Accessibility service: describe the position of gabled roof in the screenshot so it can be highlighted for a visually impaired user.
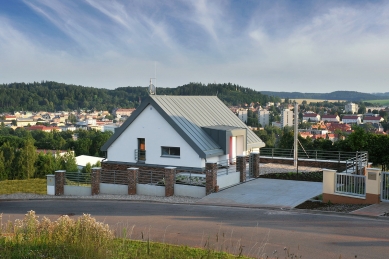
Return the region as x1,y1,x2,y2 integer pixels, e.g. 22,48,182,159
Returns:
101,95,265,158
322,115,338,118
342,115,359,119
303,113,318,117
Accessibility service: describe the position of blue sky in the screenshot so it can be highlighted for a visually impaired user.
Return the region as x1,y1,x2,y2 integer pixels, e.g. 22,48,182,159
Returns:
1,0,388,93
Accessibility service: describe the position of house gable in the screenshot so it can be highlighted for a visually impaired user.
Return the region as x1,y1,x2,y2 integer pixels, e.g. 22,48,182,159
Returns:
106,103,205,167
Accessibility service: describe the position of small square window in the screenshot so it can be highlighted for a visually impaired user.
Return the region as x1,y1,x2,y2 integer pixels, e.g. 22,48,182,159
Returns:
161,146,180,157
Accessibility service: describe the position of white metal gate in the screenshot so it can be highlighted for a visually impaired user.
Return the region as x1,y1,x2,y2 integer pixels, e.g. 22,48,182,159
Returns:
381,172,389,202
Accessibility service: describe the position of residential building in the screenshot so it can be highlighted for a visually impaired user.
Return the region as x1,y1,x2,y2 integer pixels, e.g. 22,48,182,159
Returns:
303,112,320,122
342,115,362,124
112,108,136,117
101,95,265,169
321,114,340,122
363,116,384,124
237,108,248,123
345,102,359,114
281,109,294,128
258,109,270,127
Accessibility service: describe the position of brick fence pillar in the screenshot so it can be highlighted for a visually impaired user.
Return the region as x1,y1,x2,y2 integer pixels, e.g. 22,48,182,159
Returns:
250,152,260,178
127,168,138,195
164,167,176,197
91,167,101,196
55,170,65,196
206,163,218,195
237,156,246,183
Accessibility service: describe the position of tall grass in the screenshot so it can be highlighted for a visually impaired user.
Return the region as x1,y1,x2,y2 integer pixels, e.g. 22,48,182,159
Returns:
0,211,257,259
0,178,46,195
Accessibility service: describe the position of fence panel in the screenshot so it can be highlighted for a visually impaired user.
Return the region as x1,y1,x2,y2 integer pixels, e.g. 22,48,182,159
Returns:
65,171,91,186
382,172,389,202
335,173,365,197
138,170,165,185
217,158,237,176
100,170,128,185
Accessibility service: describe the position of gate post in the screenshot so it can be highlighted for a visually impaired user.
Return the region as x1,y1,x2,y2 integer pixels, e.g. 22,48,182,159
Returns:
127,167,138,195
206,163,217,195
237,156,246,183
164,167,176,197
250,152,260,178
366,168,381,204
55,170,65,196
91,167,101,196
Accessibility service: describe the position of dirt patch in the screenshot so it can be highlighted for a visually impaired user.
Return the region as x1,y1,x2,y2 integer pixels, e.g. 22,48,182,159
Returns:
296,201,370,213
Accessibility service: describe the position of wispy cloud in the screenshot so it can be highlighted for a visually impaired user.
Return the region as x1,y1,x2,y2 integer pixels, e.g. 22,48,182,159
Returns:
1,0,389,92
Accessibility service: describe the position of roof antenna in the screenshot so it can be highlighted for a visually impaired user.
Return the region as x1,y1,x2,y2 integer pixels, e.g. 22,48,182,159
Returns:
149,78,156,95
149,62,157,95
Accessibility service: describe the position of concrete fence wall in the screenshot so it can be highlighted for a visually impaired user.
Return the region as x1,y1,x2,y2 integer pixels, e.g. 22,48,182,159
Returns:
322,168,381,204
217,171,240,190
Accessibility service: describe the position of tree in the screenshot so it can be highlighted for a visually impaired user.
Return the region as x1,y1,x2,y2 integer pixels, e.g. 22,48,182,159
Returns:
346,127,368,151
61,151,78,172
19,136,37,179
35,152,55,178
0,151,6,180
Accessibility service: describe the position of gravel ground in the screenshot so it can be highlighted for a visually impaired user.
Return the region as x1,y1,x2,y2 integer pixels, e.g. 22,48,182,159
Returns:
0,193,200,204
259,163,321,174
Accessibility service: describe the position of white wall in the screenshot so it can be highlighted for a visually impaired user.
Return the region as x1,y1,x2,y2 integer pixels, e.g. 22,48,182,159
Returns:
64,186,91,196
217,171,240,190
174,184,206,198
100,183,128,195
137,184,165,196
236,135,244,156
107,104,202,167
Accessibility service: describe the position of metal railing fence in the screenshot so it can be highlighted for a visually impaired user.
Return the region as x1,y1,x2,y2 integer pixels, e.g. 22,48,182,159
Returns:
382,172,389,202
100,170,128,185
65,171,91,186
137,169,165,185
260,148,367,162
344,152,369,174
335,173,366,197
217,157,237,176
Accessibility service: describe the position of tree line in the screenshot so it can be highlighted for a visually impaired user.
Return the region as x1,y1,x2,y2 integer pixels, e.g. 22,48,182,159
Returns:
0,81,281,112
0,126,112,180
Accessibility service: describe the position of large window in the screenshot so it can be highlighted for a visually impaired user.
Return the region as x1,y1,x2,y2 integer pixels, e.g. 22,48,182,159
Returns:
161,146,180,157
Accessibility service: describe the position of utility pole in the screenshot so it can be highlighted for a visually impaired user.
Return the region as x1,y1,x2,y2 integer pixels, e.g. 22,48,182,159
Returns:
294,102,298,168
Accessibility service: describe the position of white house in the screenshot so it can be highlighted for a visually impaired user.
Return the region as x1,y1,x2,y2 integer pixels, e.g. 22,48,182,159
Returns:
321,114,340,122
237,108,248,123
342,115,362,124
303,112,320,122
101,96,265,169
345,102,359,114
363,116,384,124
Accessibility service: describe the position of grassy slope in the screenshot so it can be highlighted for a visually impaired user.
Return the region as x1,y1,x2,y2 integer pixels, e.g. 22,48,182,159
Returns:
0,178,46,195
364,99,389,106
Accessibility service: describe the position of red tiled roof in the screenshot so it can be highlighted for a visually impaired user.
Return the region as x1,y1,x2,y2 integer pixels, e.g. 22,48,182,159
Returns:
322,115,338,118
342,116,360,120
303,113,318,117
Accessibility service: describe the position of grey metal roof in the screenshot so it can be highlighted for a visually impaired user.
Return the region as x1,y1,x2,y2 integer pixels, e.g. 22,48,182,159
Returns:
101,95,265,158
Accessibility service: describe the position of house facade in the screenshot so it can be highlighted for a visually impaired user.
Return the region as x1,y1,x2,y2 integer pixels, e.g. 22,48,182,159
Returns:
342,115,361,124
303,112,320,122
101,96,265,169
321,114,340,122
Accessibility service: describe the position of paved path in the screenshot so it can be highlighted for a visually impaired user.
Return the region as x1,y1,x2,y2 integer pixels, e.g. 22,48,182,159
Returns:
198,178,322,208
351,202,389,216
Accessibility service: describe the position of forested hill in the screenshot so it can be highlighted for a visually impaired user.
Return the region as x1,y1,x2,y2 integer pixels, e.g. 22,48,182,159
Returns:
261,91,384,101
0,81,280,112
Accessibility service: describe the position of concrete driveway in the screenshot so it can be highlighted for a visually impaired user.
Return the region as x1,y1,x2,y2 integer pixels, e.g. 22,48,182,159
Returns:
197,178,322,208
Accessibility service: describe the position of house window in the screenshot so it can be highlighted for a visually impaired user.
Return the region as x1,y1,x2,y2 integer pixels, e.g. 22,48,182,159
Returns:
161,146,180,157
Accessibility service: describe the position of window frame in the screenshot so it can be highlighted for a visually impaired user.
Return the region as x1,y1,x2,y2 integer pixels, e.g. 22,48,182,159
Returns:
161,146,181,158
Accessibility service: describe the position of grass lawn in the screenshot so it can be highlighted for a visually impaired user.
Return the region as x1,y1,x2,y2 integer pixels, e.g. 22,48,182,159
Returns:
0,178,46,195
364,99,389,106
